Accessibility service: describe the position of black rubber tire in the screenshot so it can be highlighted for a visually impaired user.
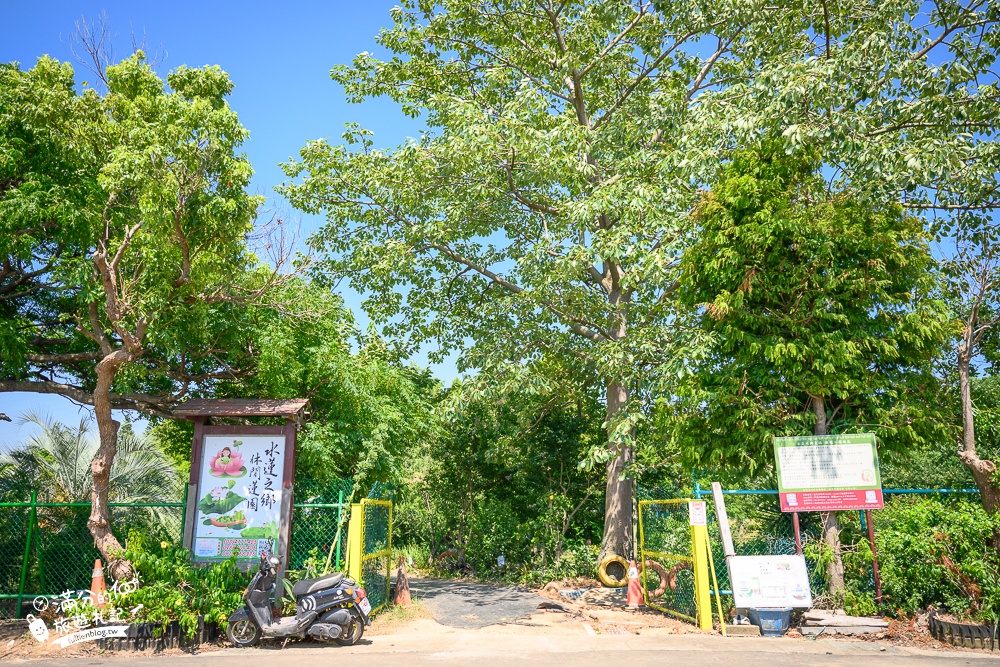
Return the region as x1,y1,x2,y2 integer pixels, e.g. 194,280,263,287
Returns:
333,615,364,646
226,610,262,647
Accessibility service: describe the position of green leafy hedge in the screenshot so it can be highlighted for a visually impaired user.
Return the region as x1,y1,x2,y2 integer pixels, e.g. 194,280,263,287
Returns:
112,539,249,638
876,497,1000,620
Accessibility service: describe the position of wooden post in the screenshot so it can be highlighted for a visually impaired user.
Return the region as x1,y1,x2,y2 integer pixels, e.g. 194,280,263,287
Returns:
792,511,803,556
275,418,298,604
710,483,735,558
865,509,883,604
182,416,206,551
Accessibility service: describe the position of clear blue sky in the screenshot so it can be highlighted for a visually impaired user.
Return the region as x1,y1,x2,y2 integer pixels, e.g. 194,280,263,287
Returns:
0,1,459,447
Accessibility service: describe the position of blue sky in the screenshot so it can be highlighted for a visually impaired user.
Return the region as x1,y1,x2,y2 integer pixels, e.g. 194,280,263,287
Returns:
0,1,459,446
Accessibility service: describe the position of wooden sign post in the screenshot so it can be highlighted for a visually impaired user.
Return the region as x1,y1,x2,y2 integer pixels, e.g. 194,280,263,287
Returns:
176,399,308,598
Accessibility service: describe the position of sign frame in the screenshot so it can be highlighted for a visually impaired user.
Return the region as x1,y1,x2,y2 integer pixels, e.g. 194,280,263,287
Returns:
177,399,307,593
729,554,813,609
773,433,883,512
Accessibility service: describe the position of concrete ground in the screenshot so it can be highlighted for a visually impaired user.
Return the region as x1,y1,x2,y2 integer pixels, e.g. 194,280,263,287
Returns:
8,625,999,667
4,578,996,666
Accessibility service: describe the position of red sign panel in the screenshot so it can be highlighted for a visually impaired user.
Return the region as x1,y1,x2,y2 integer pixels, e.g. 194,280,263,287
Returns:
780,488,883,512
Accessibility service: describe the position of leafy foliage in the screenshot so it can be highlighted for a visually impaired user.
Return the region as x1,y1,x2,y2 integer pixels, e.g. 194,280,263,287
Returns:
396,379,605,579
669,147,950,469
0,414,180,508
875,497,1000,619
114,540,249,638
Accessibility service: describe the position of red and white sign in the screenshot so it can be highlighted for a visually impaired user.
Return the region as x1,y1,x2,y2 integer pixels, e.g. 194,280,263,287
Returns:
780,488,883,512
774,434,883,512
688,500,707,526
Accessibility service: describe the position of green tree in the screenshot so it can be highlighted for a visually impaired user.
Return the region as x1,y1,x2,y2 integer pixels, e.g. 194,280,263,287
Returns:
397,375,604,572
673,147,950,593
947,217,1000,551
1,413,180,525
225,278,439,493
0,51,281,573
280,0,999,565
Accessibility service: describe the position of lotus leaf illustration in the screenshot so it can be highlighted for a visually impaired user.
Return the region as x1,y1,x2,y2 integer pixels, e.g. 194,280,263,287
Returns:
209,450,246,478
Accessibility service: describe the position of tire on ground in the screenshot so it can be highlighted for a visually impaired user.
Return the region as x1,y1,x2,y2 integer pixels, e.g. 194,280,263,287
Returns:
597,554,629,588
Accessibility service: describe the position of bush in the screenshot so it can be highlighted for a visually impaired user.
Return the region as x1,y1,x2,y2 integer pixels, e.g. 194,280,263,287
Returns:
112,542,250,638
876,497,1000,620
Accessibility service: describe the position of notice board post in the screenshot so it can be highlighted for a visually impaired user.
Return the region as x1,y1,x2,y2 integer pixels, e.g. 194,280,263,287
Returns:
773,433,883,603
176,399,308,602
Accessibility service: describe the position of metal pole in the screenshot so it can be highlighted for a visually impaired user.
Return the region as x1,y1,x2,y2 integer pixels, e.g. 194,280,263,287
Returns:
335,490,344,570
865,509,883,604
17,492,37,618
791,511,803,556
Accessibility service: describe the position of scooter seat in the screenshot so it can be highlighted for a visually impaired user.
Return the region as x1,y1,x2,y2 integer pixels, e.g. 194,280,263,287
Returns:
292,572,345,597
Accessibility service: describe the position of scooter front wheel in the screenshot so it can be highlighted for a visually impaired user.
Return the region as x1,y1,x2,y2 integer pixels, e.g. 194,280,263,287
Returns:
226,610,262,647
333,616,364,646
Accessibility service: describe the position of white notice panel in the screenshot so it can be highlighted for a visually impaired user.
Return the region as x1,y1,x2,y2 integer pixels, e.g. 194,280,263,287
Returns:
192,434,286,562
730,555,812,608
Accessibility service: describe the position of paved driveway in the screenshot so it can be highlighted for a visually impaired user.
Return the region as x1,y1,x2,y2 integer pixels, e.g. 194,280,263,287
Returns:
406,577,543,628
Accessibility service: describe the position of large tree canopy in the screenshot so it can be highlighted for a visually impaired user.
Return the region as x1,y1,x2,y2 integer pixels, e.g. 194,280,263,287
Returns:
671,147,950,592
0,52,275,571
672,147,949,469
281,0,1000,563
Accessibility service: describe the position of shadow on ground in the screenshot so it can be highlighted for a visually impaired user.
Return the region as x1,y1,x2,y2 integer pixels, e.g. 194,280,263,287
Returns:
407,578,542,629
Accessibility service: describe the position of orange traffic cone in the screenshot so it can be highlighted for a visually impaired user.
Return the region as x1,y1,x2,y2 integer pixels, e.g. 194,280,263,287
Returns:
394,556,412,607
90,558,108,609
626,559,644,611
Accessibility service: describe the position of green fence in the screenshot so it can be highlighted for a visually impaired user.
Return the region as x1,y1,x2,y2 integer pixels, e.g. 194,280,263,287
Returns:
637,499,699,622
690,485,980,607
0,478,360,619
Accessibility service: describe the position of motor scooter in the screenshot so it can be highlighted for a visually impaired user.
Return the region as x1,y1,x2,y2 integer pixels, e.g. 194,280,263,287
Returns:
226,552,371,647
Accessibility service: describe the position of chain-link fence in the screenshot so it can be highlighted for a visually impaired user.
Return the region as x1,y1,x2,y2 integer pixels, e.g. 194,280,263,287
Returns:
0,497,185,619
352,498,393,615
0,478,363,619
637,499,698,622
691,486,979,609
287,477,355,572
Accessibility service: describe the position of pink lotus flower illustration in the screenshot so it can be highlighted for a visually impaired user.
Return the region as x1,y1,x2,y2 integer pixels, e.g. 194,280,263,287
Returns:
209,449,246,478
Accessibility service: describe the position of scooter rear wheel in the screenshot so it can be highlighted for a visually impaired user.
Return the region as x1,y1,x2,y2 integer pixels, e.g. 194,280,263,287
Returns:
226,616,262,647
333,617,364,646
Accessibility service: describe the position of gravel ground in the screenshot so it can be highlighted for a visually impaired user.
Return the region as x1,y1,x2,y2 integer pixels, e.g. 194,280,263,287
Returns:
407,578,543,629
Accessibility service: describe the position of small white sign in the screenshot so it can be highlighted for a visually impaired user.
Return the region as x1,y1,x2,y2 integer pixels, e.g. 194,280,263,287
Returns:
688,501,707,526
730,555,812,608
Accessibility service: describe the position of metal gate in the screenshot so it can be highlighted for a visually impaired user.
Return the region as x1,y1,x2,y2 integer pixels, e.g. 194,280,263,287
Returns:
346,498,393,615
637,499,712,629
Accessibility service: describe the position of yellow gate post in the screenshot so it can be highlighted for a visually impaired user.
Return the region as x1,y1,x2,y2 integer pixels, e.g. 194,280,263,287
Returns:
346,502,364,582
690,522,713,631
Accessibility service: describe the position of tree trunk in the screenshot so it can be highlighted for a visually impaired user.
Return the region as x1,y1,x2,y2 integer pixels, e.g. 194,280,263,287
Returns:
812,395,845,595
599,380,634,565
88,349,133,581
957,344,1000,554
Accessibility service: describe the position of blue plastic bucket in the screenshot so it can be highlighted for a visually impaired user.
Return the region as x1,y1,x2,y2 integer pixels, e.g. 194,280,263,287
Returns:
747,607,792,637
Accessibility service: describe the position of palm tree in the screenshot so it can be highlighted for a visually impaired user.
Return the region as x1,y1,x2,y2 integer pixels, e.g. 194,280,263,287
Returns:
1,412,181,523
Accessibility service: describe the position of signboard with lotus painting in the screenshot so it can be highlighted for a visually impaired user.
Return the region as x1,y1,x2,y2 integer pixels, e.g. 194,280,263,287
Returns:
191,435,285,562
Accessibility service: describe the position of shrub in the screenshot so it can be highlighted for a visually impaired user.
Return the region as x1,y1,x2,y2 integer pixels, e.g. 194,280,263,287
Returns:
875,497,1000,620
112,543,250,638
